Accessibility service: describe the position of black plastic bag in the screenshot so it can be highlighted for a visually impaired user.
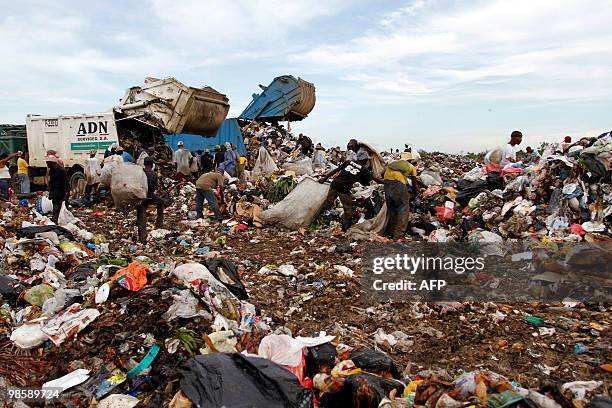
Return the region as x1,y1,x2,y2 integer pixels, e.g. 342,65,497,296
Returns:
70,262,98,282
202,258,248,300
305,343,337,379
16,225,74,241
456,180,488,207
180,353,313,408
587,397,612,408
0,275,24,304
319,373,404,408
351,348,400,378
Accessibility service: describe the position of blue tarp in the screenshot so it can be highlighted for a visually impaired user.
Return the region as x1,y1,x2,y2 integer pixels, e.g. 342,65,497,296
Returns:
164,118,246,155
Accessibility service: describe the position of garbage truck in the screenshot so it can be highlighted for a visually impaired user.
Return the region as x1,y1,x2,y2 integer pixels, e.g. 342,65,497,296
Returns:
239,75,315,122
25,77,229,191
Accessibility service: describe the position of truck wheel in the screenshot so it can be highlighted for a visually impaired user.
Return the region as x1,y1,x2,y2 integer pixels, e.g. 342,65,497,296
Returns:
70,171,86,199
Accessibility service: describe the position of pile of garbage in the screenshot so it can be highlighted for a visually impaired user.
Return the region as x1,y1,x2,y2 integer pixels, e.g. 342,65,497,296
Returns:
0,121,610,407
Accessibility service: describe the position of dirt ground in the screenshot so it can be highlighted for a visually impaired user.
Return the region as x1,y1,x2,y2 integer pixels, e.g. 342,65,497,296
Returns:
84,205,612,389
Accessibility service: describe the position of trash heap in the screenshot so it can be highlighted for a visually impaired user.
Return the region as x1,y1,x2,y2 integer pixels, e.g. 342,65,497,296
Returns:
0,125,610,407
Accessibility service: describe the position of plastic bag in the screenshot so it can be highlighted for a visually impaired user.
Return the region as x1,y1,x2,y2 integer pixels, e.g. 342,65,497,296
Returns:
319,373,404,408
24,283,56,307
98,394,140,408
111,262,149,291
180,354,314,408
463,167,486,182
110,163,148,211
36,196,54,214
41,306,100,346
436,202,455,222
351,348,400,378
10,322,49,349
258,177,330,230
163,289,211,321
202,258,248,300
259,334,305,367
282,157,314,176
173,263,243,323
421,169,443,186
0,275,24,303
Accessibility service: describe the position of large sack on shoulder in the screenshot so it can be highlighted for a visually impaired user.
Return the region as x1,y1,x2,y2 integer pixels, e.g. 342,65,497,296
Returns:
282,158,314,176
110,163,148,211
99,160,119,187
258,177,329,230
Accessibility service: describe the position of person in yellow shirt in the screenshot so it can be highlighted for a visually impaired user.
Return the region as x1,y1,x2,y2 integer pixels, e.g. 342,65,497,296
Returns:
236,154,247,183
16,152,30,194
383,152,419,239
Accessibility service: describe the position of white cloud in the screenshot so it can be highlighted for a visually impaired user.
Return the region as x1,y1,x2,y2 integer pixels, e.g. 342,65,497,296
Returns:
292,0,612,104
146,0,350,48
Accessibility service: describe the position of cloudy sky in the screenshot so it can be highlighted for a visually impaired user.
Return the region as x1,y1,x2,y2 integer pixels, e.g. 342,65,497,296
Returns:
1,0,611,153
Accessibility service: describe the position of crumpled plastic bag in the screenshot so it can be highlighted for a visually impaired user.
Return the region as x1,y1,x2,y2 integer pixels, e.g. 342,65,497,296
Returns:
24,284,55,307
41,305,100,346
258,334,305,367
112,262,150,291
10,321,49,349
163,289,212,321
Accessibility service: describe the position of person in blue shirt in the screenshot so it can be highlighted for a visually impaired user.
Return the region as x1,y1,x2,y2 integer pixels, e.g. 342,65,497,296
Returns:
117,145,134,163
219,142,237,176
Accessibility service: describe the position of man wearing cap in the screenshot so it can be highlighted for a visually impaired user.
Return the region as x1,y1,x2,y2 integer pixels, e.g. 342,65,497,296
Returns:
173,141,192,181
84,150,101,204
195,170,225,221
384,152,419,239
46,156,69,224
136,157,167,242
318,150,381,231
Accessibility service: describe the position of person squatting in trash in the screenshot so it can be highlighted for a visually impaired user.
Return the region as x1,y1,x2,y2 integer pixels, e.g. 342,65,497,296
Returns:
383,152,419,239
195,169,225,221
318,150,382,231
136,157,168,243
46,155,69,224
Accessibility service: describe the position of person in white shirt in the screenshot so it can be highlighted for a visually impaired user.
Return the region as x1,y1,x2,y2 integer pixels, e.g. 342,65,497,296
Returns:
173,141,193,180
485,131,523,167
84,150,102,203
